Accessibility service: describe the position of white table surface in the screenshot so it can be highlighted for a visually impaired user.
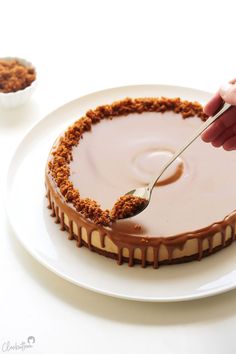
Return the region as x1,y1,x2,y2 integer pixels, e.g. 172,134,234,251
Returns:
1,1,236,353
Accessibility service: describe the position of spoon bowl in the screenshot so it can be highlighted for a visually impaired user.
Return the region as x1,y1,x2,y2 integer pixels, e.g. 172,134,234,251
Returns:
124,187,151,215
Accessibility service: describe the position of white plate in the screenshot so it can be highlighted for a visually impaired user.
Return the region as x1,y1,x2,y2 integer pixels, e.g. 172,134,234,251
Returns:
6,84,236,302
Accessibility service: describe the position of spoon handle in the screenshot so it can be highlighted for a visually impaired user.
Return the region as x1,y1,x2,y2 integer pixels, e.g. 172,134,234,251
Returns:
148,102,231,191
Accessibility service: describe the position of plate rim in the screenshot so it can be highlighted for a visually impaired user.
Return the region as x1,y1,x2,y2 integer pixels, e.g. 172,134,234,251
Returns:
7,83,236,302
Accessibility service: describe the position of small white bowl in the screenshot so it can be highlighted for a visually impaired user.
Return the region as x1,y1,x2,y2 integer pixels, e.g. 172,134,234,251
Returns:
0,57,37,108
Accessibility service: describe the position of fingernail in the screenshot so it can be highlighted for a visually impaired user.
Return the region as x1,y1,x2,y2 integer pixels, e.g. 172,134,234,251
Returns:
219,82,236,104
219,83,232,98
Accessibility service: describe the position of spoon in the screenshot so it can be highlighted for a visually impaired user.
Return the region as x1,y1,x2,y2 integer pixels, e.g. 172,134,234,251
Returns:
121,102,231,219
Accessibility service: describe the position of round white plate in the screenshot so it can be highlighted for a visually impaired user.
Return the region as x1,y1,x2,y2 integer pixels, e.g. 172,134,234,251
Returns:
6,84,236,302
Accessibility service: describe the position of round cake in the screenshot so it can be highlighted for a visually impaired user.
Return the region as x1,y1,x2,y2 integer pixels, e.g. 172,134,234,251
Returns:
45,97,236,268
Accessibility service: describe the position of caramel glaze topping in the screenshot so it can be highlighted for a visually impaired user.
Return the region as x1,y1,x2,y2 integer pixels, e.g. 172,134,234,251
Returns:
46,97,236,267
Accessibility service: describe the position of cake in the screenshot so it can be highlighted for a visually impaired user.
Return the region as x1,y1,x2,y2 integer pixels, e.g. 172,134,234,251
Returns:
45,97,236,268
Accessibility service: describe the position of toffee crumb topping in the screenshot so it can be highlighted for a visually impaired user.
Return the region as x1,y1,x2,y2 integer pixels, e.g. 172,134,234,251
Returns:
110,195,148,220
47,97,207,226
0,59,36,93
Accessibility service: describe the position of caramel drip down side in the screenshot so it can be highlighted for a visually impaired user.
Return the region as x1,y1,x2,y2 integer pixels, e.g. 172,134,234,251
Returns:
221,231,226,247
51,201,56,217
87,230,93,250
68,220,74,240
76,225,82,247
197,239,203,261
99,232,106,248
207,234,213,254
55,206,60,224
60,212,65,231
117,247,123,265
141,248,147,268
153,246,160,269
128,248,134,267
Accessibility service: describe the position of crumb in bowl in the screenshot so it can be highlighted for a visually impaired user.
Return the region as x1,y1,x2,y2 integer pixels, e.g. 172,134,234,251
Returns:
0,59,36,93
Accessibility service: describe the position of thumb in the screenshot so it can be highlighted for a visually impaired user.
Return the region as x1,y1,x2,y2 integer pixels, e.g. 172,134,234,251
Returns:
219,82,236,105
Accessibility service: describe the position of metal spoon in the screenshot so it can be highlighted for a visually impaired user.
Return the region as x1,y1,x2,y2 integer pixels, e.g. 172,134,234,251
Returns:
122,102,231,218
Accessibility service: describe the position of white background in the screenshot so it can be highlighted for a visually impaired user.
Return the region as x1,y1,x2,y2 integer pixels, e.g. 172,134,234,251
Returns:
1,0,236,353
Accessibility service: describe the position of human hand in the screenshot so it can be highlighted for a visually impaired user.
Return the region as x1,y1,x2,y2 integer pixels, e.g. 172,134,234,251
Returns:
201,80,236,150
